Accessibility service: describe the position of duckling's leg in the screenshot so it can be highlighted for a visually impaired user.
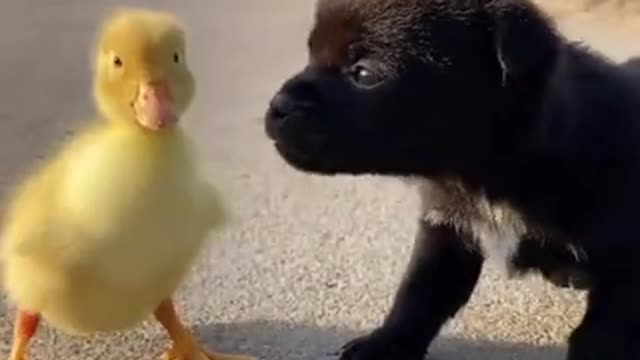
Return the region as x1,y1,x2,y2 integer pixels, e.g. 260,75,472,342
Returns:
154,298,256,360
7,310,41,360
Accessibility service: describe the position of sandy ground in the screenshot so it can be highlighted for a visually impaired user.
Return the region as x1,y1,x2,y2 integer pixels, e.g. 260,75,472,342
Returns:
0,0,638,359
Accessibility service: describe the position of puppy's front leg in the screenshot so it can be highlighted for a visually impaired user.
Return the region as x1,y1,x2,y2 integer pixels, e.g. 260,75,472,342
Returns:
338,220,484,360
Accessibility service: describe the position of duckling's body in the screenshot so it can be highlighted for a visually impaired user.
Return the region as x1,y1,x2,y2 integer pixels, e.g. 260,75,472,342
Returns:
2,7,254,360
2,121,222,334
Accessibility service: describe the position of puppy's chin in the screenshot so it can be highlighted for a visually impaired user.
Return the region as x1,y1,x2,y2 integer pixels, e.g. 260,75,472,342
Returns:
267,112,351,175
268,114,429,177
273,137,413,177
273,139,345,175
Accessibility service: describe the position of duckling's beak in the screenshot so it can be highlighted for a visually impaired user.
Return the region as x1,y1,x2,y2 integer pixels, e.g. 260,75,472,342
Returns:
133,80,177,131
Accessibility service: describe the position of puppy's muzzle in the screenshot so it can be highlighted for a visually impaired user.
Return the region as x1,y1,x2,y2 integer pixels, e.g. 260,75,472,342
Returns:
265,91,315,140
265,92,292,139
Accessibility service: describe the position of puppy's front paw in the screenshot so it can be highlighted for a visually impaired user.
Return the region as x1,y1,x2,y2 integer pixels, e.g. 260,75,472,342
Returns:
542,267,592,290
337,328,426,360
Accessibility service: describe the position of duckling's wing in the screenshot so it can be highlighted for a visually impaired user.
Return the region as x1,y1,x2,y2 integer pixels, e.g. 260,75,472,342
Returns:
0,124,101,261
1,158,67,259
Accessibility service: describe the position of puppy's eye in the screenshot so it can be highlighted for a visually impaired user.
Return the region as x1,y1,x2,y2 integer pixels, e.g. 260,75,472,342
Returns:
113,56,123,68
173,52,180,63
348,62,383,89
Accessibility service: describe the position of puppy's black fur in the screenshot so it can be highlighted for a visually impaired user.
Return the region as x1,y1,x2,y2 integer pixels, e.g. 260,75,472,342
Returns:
265,0,640,359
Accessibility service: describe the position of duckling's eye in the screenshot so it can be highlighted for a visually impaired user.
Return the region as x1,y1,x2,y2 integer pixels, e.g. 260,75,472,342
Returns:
113,56,123,68
173,52,180,63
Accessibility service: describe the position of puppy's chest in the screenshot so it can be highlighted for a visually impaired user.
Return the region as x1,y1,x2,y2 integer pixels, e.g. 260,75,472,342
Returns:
418,180,541,274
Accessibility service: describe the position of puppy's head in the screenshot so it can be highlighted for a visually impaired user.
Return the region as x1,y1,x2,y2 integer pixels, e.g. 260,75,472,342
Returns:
265,0,562,177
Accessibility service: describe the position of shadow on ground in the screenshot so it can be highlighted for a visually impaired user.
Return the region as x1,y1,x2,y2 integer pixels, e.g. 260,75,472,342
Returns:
196,321,566,360
0,307,566,360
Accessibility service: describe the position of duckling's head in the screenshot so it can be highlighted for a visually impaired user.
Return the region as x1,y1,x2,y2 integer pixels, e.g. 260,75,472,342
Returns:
93,8,195,131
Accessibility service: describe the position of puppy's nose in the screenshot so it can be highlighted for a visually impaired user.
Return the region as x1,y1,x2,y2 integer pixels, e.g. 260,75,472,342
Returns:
265,92,296,139
268,92,296,120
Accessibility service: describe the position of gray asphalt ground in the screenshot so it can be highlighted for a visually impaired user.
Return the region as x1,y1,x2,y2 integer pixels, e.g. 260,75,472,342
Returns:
0,1,639,359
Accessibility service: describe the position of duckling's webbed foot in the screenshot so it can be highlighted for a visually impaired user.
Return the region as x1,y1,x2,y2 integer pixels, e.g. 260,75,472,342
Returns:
154,298,257,360
7,309,41,360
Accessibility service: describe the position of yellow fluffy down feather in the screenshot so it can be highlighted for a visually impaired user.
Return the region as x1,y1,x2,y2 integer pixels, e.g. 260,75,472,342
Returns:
0,8,226,336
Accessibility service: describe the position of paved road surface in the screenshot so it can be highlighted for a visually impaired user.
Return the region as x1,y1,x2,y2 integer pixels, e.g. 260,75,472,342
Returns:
0,1,638,359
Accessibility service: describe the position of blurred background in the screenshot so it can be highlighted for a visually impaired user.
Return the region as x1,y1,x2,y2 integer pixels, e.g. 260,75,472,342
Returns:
0,0,638,359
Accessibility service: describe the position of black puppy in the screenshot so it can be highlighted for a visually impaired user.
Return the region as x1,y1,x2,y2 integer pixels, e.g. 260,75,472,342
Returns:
264,0,640,359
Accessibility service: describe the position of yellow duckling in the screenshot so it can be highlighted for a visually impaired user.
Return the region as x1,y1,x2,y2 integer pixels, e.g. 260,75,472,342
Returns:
1,8,255,360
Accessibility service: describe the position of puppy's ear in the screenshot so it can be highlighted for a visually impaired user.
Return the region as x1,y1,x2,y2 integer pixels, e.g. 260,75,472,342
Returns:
486,1,560,86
